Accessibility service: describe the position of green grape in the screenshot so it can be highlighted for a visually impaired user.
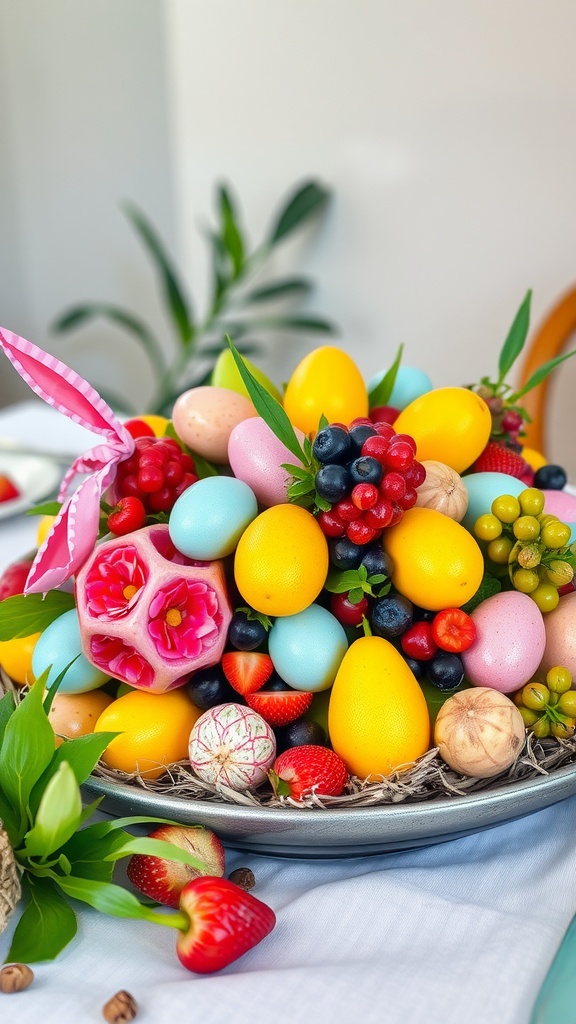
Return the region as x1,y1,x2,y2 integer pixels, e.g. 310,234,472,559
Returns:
558,691,576,716
531,717,551,739
551,718,576,739
491,494,521,524
521,682,550,710
541,521,571,549
518,488,545,517
530,582,560,613
516,544,541,569
513,515,540,542
546,666,573,694
512,568,540,594
487,536,514,565
518,706,540,727
474,513,503,541
545,560,574,587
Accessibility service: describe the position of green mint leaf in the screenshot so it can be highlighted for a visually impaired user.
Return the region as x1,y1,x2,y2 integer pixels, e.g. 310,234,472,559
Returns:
314,494,332,512
0,591,75,641
282,463,312,482
367,573,387,585
236,606,273,630
498,290,532,383
7,875,78,963
227,336,306,461
104,836,207,873
509,348,576,402
25,500,62,517
287,479,316,499
368,343,404,408
348,588,364,604
0,679,55,843
269,180,330,245
324,569,365,594
24,762,83,858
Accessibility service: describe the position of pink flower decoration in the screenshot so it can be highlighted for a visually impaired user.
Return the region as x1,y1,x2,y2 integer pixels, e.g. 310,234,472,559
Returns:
0,327,134,594
148,579,221,662
84,545,147,620
90,635,155,689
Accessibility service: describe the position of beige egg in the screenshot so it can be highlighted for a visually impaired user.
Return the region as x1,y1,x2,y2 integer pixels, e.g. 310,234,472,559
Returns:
539,590,576,680
172,386,257,463
48,690,114,747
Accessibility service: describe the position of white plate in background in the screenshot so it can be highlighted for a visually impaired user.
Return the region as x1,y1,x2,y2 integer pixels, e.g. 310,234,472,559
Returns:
0,451,61,520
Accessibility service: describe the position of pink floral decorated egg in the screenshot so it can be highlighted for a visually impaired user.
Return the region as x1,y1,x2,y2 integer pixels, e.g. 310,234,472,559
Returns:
75,525,232,693
188,702,276,790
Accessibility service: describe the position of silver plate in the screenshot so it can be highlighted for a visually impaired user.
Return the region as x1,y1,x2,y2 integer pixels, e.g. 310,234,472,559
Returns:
84,762,576,859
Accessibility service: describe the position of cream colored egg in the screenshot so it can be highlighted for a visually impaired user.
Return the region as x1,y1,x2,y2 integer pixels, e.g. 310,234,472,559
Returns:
172,386,257,463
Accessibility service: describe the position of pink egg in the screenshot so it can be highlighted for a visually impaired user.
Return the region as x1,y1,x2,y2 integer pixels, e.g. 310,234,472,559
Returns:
462,591,546,693
541,489,576,523
228,417,306,507
539,590,576,679
172,386,257,463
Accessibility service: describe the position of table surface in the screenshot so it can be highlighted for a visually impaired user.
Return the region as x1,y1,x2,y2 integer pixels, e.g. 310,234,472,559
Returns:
0,399,573,1024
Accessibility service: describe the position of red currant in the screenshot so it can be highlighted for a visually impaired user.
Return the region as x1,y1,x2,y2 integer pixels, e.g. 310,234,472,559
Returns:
346,519,379,545
334,498,362,523
107,496,147,536
361,435,392,465
369,406,399,426
373,421,397,439
364,497,394,529
115,436,198,514
380,472,406,502
404,461,426,488
349,417,374,428
400,621,438,660
329,592,368,627
124,418,155,440
502,410,523,433
384,441,414,472
398,486,418,510
351,483,379,510
317,510,346,537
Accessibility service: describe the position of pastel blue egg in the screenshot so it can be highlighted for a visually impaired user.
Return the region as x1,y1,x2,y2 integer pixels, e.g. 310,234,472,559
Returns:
169,476,258,559
461,472,525,533
367,365,433,411
32,608,109,693
567,522,576,544
268,603,348,692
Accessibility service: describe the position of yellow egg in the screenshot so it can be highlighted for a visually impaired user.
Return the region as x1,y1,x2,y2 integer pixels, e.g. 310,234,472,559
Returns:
138,414,170,437
521,446,548,472
394,387,492,474
283,346,369,435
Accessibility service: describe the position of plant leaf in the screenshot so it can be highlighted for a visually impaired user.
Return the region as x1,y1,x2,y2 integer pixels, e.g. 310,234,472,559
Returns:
7,875,78,963
0,689,16,747
54,874,176,927
26,500,62,517
227,337,306,461
509,349,576,402
219,184,245,279
498,291,532,383
51,303,167,379
0,592,75,641
123,201,195,348
0,678,55,843
29,732,117,818
269,181,330,244
368,344,404,408
24,762,83,858
102,836,207,873
244,277,312,304
246,315,335,334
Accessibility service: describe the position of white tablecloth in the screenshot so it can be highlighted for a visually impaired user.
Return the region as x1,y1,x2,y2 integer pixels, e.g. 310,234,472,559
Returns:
0,400,573,1024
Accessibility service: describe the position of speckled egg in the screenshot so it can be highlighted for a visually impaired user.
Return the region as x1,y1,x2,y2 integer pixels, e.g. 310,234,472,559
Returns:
539,590,576,679
172,386,257,463
268,603,349,692
228,417,306,507
461,472,525,533
169,476,258,559
32,608,110,693
462,591,546,693
188,702,276,790
367,365,433,410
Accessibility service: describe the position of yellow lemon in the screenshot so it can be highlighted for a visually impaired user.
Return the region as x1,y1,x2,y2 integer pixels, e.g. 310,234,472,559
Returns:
139,414,170,437
234,504,329,617
283,346,369,435
328,635,431,778
37,515,56,548
383,506,484,611
394,387,492,473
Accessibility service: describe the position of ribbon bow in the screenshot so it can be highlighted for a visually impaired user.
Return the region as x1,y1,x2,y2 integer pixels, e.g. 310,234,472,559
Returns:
0,327,135,594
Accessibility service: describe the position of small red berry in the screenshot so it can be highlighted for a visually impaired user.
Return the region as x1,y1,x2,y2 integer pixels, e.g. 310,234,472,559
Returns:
349,417,374,428
380,472,406,502
329,591,368,627
124,418,155,439
431,608,476,653
404,461,426,487
370,406,399,425
502,410,524,433
334,498,362,523
398,486,418,510
361,435,392,464
317,510,346,537
400,621,438,660
346,519,378,545
351,482,379,510
384,441,414,472
364,497,394,529
107,496,147,536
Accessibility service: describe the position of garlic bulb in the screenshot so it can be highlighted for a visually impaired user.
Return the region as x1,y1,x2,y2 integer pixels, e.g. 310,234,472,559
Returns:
434,687,525,778
415,460,468,521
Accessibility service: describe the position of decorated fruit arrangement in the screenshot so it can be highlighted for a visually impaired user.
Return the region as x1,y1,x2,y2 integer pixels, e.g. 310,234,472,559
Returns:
1,290,576,808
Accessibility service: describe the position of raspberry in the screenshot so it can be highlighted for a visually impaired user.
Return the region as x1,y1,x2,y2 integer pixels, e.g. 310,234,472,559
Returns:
115,436,198,514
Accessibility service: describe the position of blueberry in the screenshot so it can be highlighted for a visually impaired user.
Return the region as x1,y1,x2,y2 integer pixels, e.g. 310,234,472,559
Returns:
315,464,350,503
274,718,329,755
403,655,424,680
228,611,267,651
266,673,292,691
187,665,238,709
360,544,394,579
349,423,377,455
426,653,464,691
330,537,364,570
312,426,352,465
534,464,568,491
412,605,436,623
349,456,383,486
371,594,413,637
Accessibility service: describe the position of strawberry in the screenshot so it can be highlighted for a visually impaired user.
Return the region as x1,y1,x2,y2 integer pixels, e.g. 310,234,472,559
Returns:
472,441,528,479
0,557,33,601
221,651,274,696
269,744,349,800
126,824,225,909
245,689,313,726
175,876,276,973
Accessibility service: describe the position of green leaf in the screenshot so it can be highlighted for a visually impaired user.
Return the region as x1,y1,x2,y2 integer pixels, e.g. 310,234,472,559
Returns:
368,344,404,408
54,875,183,929
287,479,315,499
219,184,245,279
51,303,167,379
30,733,118,818
0,689,16,747
7,875,78,963
24,762,83,858
461,572,501,615
246,315,335,335
102,835,207,873
244,277,312,304
190,451,220,479
348,588,364,604
123,201,195,348
324,569,366,594
0,592,75,641
25,500,62,517
0,679,55,842
227,337,306,462
498,291,532,383
269,181,330,244
59,825,129,882
509,348,576,402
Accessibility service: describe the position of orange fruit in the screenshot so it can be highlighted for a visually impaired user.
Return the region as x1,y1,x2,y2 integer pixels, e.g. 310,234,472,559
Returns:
393,387,492,473
234,504,329,617
0,632,41,685
328,635,430,778
383,506,484,611
48,689,114,747
94,688,202,779
283,346,369,435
